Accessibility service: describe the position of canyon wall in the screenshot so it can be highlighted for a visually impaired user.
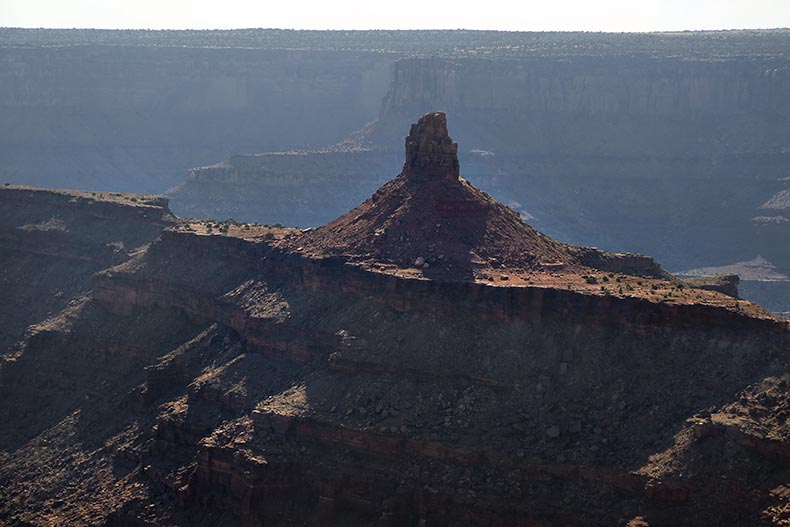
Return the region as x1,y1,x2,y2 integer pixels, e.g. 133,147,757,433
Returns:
0,186,174,354
56,228,790,526
2,184,790,526
93,231,788,340
169,151,400,227
171,52,790,252
0,44,391,193
372,56,790,153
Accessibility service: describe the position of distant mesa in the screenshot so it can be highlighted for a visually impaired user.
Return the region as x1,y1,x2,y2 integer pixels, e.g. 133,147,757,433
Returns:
679,255,790,282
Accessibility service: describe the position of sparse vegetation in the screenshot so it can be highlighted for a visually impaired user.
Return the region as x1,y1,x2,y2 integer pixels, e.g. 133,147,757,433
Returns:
4,28,789,60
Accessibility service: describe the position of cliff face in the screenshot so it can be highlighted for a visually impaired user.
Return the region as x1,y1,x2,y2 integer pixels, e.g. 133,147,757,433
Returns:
169,150,400,227
0,45,391,193
0,186,175,354
4,206,789,527
373,56,790,153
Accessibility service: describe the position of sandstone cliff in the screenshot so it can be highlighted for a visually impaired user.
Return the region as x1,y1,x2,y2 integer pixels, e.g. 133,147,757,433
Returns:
0,186,175,355
0,43,391,193
169,150,400,227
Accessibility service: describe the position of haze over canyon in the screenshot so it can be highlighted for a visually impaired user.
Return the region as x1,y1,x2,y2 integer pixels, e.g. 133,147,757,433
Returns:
1,27,790,527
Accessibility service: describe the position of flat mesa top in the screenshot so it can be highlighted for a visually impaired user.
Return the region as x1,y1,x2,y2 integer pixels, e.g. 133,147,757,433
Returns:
3,28,790,60
0,184,167,208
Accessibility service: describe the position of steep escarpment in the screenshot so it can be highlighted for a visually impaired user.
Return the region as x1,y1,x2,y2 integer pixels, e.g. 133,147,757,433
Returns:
371,56,790,153
171,52,790,236
2,113,789,527
30,219,789,526
0,186,175,355
169,150,400,226
10,208,788,527
0,44,391,193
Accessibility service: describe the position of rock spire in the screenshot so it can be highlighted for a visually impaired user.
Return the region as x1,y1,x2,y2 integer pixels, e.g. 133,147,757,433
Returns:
403,112,459,180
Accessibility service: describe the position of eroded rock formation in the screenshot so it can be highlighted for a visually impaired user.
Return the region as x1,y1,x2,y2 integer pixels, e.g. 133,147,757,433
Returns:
0,186,175,354
403,112,460,180
294,112,671,283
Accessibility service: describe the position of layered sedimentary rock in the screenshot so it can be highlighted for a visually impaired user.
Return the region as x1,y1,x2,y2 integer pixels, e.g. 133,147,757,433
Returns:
681,275,741,299
294,112,666,281
169,150,400,227
0,186,175,355
0,42,391,193
2,114,789,527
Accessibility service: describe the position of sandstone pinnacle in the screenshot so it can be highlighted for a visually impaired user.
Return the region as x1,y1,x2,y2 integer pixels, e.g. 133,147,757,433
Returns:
293,111,590,276
403,112,459,180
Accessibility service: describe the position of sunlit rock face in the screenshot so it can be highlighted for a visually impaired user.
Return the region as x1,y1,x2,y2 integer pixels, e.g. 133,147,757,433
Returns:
403,112,460,181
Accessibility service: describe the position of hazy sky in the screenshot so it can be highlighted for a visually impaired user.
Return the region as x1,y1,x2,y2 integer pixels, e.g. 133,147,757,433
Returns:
2,0,790,32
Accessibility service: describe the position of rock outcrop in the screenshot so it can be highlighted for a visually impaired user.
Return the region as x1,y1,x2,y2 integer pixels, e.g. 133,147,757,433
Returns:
0,38,392,193
294,112,674,283
294,112,586,276
403,112,460,180
682,274,741,299
0,186,175,355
